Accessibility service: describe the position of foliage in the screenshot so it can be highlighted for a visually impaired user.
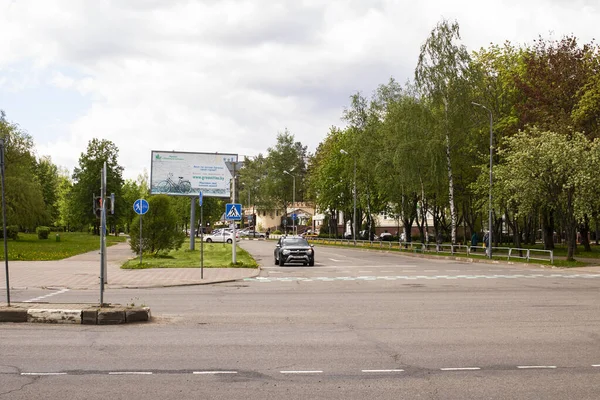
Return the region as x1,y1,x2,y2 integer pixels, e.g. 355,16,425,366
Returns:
36,226,51,239
129,194,185,255
0,225,19,240
71,138,125,234
239,130,308,230
495,129,598,260
0,111,47,230
415,18,474,244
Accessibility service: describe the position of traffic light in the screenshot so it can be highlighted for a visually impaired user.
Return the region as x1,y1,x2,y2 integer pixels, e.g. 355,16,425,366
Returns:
94,196,103,218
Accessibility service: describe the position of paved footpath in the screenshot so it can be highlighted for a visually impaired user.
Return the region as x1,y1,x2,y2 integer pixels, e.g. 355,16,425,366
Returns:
0,242,259,290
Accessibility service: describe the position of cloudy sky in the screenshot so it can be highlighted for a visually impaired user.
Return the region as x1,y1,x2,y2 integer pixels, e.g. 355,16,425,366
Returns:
1,0,597,179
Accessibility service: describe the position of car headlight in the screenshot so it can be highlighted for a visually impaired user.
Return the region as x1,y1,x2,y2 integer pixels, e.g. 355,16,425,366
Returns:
282,249,290,255
307,248,313,255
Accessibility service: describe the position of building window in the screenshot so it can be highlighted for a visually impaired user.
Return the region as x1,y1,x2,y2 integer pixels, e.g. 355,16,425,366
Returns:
276,210,279,216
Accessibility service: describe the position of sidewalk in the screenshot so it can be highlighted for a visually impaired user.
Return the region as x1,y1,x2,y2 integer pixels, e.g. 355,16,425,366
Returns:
0,242,259,290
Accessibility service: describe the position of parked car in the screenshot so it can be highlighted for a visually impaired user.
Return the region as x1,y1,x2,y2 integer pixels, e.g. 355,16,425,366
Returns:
203,231,239,244
379,232,393,241
239,229,266,238
274,236,315,266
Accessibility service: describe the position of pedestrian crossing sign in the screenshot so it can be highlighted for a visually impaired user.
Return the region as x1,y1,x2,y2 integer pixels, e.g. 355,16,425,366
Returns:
225,203,242,220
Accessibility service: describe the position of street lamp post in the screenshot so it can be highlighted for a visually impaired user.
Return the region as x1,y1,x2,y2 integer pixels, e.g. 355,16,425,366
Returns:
472,102,493,259
284,170,296,234
340,149,357,245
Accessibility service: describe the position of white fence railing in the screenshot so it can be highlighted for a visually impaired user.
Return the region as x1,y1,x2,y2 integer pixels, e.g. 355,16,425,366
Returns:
304,237,554,264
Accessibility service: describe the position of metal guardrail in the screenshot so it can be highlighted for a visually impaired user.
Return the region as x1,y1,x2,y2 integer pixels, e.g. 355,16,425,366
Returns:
305,237,554,264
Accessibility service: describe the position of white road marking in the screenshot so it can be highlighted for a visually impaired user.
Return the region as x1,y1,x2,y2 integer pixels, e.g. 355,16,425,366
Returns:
517,366,557,369
592,365,600,367
21,372,67,376
329,258,342,262
245,274,600,283
108,372,152,375
193,371,238,374
362,369,404,373
23,288,70,303
440,367,481,371
280,370,323,374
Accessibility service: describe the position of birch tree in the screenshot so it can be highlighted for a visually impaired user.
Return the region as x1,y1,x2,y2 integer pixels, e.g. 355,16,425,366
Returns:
415,19,473,244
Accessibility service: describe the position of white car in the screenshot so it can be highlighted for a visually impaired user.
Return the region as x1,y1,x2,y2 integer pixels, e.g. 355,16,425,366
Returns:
203,231,239,243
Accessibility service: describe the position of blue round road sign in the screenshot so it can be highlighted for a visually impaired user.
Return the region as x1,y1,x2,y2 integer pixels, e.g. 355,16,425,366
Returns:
133,199,149,215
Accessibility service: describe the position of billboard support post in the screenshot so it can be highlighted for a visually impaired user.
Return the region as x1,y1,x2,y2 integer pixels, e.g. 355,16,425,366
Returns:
190,198,196,251
199,192,204,279
232,163,237,265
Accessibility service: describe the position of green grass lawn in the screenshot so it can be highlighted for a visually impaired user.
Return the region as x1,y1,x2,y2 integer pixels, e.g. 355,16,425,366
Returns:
121,241,258,269
0,232,127,261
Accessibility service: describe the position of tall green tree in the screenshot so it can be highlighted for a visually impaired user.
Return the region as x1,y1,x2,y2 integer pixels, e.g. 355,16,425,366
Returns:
415,19,474,244
259,130,308,230
495,129,597,260
0,111,46,230
55,167,77,230
71,139,124,234
34,156,61,226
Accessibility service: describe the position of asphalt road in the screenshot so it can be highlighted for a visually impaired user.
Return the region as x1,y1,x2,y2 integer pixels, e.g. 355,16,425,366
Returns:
1,241,599,399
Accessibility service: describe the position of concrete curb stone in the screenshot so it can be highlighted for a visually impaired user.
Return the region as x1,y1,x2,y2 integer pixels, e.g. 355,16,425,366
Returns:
0,308,28,322
0,303,151,325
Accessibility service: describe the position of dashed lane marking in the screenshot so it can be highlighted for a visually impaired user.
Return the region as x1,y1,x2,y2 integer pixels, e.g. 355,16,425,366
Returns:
280,370,323,374
362,369,404,373
246,274,600,283
441,367,481,371
16,365,600,377
108,372,152,375
193,371,238,375
23,288,70,303
21,373,67,376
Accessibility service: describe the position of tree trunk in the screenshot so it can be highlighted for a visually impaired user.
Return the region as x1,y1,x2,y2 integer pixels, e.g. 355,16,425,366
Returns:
445,132,457,244
579,214,592,252
565,191,576,261
541,209,555,250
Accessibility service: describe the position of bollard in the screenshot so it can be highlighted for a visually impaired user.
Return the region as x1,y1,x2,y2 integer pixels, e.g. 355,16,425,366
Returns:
55,234,60,242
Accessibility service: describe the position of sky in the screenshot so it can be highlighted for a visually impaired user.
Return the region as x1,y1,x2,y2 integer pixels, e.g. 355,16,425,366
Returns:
1,0,598,180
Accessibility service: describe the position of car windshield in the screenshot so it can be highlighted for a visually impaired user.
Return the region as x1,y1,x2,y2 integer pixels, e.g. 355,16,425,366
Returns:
282,238,309,247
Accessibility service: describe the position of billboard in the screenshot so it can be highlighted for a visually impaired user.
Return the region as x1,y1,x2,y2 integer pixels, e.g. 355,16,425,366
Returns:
150,151,238,197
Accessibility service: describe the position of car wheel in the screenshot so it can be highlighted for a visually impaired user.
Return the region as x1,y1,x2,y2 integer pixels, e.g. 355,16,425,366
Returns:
309,259,314,266
279,257,285,266
226,239,232,244
274,256,278,265
206,238,212,243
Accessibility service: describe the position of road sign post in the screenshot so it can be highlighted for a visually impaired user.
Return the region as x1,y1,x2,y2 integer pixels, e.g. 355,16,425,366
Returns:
134,199,149,265
225,203,242,264
199,192,204,279
100,163,107,305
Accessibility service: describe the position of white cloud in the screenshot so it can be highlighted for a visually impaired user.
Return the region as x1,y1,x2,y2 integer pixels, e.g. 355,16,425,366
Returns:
2,0,599,179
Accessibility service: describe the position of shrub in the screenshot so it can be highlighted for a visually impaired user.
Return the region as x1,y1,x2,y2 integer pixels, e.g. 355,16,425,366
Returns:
36,226,51,239
129,195,185,254
0,225,20,240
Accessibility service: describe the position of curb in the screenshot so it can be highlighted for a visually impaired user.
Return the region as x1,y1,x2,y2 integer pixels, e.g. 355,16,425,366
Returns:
0,304,151,325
